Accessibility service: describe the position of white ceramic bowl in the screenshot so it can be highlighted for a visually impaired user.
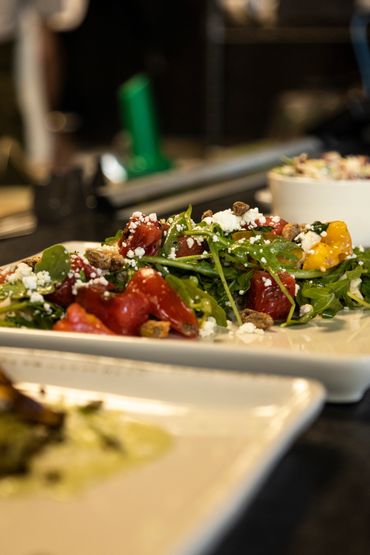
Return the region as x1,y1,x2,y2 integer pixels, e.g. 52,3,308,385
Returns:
268,170,370,247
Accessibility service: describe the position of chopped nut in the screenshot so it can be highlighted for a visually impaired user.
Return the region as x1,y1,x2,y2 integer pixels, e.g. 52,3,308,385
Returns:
232,201,249,216
282,223,301,242
85,248,125,271
21,255,41,269
110,253,126,271
201,209,213,220
140,320,171,339
85,248,113,270
240,308,274,330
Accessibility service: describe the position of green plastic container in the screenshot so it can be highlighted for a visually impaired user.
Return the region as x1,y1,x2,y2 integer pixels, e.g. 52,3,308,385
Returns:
119,74,172,179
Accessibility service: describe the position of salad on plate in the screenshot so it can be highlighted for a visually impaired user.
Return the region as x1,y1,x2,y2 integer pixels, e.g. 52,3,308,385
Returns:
0,201,369,340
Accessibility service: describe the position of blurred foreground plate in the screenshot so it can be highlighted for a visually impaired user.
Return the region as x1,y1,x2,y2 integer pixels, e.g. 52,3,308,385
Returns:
0,347,324,555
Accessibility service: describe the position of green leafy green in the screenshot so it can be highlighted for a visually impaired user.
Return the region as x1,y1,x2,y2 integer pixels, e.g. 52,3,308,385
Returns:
102,229,123,246
35,244,70,283
166,274,227,326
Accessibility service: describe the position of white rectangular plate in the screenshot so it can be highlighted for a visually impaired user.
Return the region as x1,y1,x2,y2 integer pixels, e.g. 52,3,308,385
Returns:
0,347,324,555
1,241,370,402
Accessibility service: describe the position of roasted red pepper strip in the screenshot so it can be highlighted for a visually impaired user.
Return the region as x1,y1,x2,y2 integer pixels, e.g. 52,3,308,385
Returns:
246,270,296,322
255,216,288,235
176,236,205,258
47,254,96,308
53,303,115,335
119,214,163,257
126,268,199,337
76,286,151,336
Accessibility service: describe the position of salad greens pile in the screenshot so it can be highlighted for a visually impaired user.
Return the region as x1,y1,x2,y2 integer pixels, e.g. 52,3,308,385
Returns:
0,204,369,333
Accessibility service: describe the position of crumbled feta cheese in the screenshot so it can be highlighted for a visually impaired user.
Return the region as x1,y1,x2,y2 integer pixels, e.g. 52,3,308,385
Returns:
199,317,217,338
241,207,265,228
236,322,264,336
349,278,363,299
134,247,146,258
297,231,321,253
186,237,195,249
299,304,313,316
194,236,204,245
270,215,281,223
6,262,33,283
148,213,157,222
36,270,51,286
262,277,272,287
126,249,135,259
167,247,177,260
212,209,241,233
22,275,37,290
260,257,267,264
29,292,44,303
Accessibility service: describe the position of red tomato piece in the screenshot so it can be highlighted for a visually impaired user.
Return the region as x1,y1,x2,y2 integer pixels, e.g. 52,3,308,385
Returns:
53,303,115,335
176,236,205,258
255,216,288,236
126,268,199,338
246,270,296,322
47,254,96,308
76,285,151,336
0,270,11,284
119,214,163,257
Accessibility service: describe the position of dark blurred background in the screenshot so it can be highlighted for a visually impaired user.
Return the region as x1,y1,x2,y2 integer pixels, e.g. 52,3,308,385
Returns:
54,0,362,147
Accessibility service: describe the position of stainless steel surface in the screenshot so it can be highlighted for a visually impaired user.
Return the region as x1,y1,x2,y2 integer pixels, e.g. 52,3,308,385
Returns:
98,137,323,208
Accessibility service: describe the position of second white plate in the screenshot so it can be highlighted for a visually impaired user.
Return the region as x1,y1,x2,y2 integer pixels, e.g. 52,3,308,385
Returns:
0,347,324,555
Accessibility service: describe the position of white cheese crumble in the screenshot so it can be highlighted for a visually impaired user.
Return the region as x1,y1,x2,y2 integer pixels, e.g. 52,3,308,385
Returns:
29,291,44,303
167,247,177,260
349,278,363,299
299,304,313,316
262,277,272,287
241,207,265,228
199,317,217,338
22,275,37,290
6,262,33,283
211,209,241,233
235,322,264,337
297,231,321,253
186,237,195,249
134,247,146,258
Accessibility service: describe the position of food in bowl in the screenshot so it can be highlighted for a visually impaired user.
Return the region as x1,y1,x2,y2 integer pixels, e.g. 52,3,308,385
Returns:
273,152,370,180
268,152,370,247
0,202,369,337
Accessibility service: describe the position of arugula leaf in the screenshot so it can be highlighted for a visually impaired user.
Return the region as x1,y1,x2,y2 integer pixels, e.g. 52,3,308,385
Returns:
35,244,70,283
0,281,27,301
161,206,192,257
102,229,123,246
0,301,64,330
309,221,329,235
166,274,227,326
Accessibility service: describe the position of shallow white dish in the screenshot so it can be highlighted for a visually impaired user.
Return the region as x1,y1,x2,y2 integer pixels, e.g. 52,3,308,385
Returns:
0,347,324,555
1,242,370,403
268,170,370,246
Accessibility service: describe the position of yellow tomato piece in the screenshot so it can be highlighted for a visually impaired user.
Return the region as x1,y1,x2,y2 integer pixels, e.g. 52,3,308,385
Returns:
303,242,339,271
302,221,352,271
323,221,352,259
